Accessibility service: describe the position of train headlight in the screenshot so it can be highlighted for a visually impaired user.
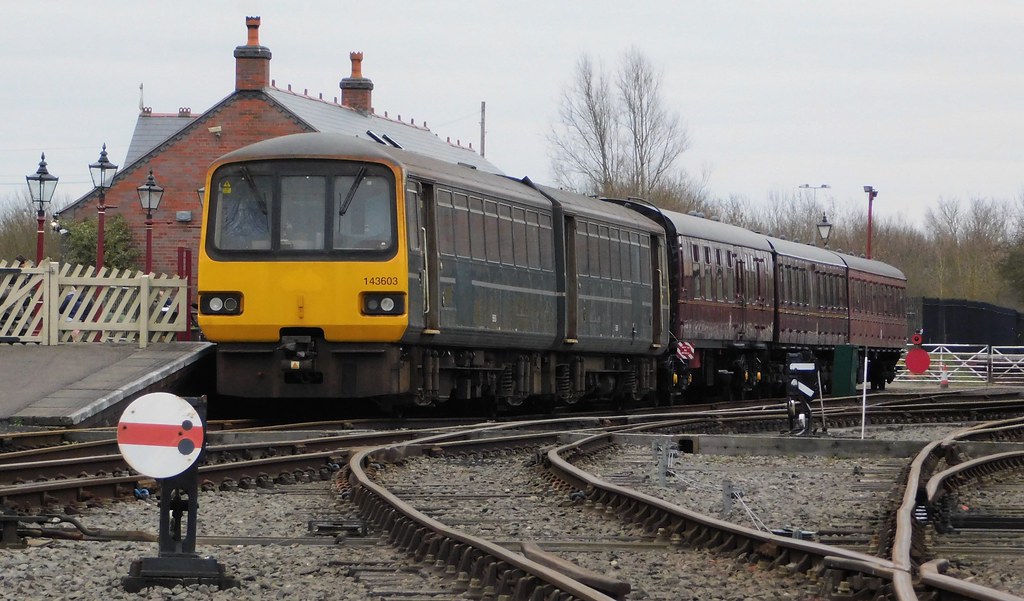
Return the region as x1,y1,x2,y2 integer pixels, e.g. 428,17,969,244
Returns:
200,292,242,315
362,293,404,316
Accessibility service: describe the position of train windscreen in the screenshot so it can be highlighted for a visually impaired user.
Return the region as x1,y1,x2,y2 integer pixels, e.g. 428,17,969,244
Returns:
207,160,396,258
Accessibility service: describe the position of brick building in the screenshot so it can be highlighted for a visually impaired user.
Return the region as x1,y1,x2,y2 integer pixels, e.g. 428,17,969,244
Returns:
61,16,498,276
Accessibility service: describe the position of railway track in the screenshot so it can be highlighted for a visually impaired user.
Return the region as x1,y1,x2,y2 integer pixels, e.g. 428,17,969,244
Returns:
3,390,1024,599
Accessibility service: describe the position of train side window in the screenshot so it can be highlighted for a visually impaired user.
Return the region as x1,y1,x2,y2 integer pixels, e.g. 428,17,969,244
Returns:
619,230,632,283
640,236,652,286
435,189,454,256
715,249,722,266
539,213,554,271
575,220,589,275
453,193,470,258
716,266,724,302
631,232,642,284
692,244,700,263
468,196,486,260
483,200,500,263
608,228,622,281
526,211,541,270
498,204,514,265
704,246,711,264
692,259,702,299
513,207,528,268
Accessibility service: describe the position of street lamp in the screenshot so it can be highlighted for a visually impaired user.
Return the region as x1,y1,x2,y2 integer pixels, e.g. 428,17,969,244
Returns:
25,153,59,264
816,212,833,247
137,170,164,274
89,144,118,269
798,183,830,196
863,185,878,259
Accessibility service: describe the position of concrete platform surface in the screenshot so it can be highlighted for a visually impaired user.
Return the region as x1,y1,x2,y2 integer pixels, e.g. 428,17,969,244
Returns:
0,342,213,426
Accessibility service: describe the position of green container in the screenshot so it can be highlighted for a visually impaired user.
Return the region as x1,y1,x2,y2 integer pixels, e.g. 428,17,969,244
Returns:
832,344,858,397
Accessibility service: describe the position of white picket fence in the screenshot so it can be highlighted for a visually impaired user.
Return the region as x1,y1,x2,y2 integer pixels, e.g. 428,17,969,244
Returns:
894,344,1024,385
0,260,187,348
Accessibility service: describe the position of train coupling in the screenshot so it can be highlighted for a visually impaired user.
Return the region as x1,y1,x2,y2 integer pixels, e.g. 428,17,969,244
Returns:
279,335,317,371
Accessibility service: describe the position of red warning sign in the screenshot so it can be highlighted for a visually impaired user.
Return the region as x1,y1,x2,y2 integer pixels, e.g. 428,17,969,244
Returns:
117,393,204,479
905,347,931,375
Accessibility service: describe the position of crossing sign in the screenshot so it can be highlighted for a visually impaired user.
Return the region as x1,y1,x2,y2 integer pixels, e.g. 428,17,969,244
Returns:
117,393,205,479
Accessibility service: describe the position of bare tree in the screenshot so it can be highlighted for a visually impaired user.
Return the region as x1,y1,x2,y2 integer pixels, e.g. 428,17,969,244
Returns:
549,48,692,202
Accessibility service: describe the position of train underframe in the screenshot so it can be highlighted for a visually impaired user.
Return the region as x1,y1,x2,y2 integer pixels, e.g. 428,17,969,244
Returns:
681,343,902,400
214,335,677,412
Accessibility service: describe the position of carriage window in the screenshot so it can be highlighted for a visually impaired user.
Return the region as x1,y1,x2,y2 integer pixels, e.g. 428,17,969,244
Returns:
608,228,622,281
405,187,420,251
575,220,589,275
453,193,470,258
499,204,514,265
435,190,454,256
469,196,486,260
640,236,651,286
526,211,541,269
704,246,711,264
539,213,554,271
484,200,500,263
692,244,699,263
513,207,528,268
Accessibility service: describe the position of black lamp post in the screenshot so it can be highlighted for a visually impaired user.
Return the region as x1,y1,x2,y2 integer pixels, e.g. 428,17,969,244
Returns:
89,144,118,269
26,153,59,264
816,212,833,247
137,170,165,274
863,186,878,259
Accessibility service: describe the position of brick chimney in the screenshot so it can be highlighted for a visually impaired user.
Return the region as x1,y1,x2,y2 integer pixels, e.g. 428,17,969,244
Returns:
340,52,373,113
234,16,272,91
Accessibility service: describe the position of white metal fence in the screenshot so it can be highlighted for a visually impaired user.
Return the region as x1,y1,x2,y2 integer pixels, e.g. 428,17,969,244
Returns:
0,260,187,348
894,344,1024,385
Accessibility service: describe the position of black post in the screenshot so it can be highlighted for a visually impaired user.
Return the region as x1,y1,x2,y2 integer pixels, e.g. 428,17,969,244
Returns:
122,397,237,592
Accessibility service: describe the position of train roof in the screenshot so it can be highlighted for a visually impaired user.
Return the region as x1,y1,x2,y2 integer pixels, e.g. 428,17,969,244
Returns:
766,237,845,267
660,208,775,252
214,133,664,233
833,252,907,281
532,184,664,234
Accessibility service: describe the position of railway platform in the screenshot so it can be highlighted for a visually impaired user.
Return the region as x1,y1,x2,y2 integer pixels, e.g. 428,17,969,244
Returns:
0,342,213,427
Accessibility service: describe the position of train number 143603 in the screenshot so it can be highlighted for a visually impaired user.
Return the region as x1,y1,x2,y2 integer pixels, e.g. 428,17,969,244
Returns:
364,276,399,286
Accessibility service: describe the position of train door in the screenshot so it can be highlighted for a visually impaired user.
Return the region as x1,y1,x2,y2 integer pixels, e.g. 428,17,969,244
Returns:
732,251,747,340
650,234,665,347
563,216,579,343
415,180,440,334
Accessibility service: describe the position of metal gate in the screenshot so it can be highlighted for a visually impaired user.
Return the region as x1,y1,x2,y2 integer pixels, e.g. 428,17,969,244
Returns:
894,344,1024,385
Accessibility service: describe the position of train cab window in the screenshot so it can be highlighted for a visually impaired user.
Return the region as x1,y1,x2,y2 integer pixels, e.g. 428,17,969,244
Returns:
498,204,514,265
332,171,394,251
405,186,421,252
213,172,272,250
281,176,326,250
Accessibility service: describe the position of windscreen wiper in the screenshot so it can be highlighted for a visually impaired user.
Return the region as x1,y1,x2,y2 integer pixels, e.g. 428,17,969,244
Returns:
338,167,367,216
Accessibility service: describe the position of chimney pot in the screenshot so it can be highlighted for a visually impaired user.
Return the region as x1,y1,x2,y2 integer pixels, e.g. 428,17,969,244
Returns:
235,16,272,91
340,50,373,113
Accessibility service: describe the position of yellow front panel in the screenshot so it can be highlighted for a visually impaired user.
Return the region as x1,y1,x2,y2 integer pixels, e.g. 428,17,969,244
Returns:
199,257,409,342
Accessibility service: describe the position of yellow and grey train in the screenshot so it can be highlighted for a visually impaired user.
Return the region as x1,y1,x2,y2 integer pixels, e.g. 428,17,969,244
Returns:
198,132,673,409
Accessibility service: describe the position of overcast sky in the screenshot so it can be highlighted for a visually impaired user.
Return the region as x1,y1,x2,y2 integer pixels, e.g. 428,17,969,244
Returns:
2,1,1022,229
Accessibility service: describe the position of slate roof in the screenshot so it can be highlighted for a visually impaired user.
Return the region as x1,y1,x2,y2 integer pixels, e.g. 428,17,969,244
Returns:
123,111,198,166
264,87,501,173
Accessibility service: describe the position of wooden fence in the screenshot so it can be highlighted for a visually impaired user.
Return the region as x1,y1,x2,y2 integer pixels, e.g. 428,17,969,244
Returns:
0,260,187,348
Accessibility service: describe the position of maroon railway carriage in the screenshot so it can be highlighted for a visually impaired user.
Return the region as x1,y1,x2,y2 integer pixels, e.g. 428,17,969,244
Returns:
840,253,907,389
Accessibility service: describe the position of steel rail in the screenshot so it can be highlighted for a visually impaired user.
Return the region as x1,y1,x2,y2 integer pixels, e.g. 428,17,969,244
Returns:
346,430,618,601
